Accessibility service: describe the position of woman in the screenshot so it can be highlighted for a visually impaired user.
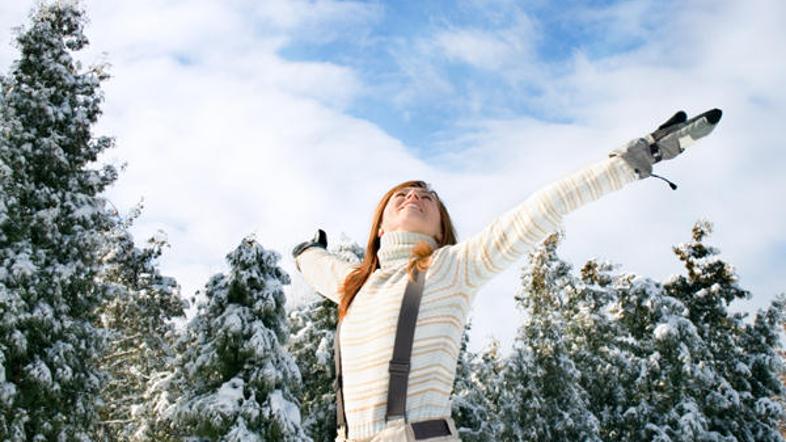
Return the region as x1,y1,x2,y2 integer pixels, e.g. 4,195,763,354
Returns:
293,109,722,441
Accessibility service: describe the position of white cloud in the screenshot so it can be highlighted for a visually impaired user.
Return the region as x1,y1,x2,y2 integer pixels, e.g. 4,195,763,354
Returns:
568,0,660,47
389,5,543,109
434,25,528,71
385,36,457,109
251,0,383,38
1,0,783,358
428,0,786,354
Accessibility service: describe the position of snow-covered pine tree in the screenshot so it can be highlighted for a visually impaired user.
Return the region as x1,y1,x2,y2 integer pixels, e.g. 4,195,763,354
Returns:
287,298,336,442
563,258,637,440
604,267,718,440
741,296,786,442
288,234,363,441
665,219,786,440
161,235,310,441
451,323,505,442
779,321,786,437
561,219,786,441
0,1,121,439
499,231,600,441
94,201,187,440
451,320,482,439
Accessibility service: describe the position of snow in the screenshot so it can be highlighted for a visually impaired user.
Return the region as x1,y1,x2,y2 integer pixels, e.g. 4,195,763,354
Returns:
220,306,243,335
10,330,27,353
215,377,244,414
0,278,11,300
32,301,54,321
315,336,331,366
11,251,37,277
71,201,100,220
26,358,53,386
734,361,752,377
677,399,706,438
654,318,681,341
0,382,16,407
223,417,263,442
755,397,783,418
246,322,277,357
267,389,303,429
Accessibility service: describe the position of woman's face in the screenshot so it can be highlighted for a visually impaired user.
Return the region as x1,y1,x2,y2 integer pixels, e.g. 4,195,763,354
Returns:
378,187,442,241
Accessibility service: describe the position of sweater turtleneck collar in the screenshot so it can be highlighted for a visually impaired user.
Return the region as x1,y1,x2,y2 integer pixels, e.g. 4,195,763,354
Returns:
377,231,438,270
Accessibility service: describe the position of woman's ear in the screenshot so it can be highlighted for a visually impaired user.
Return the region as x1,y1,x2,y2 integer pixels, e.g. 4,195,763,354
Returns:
378,228,383,237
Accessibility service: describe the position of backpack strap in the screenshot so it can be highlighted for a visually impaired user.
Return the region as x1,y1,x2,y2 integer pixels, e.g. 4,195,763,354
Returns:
385,268,426,423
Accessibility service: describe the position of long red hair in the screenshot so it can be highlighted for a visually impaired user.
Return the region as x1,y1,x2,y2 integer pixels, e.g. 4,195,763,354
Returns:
338,180,458,321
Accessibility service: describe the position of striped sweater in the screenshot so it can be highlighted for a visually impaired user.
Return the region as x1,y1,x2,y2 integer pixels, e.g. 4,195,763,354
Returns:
294,156,639,439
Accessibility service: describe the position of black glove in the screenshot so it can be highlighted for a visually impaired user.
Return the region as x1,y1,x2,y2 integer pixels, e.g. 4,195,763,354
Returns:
292,229,328,259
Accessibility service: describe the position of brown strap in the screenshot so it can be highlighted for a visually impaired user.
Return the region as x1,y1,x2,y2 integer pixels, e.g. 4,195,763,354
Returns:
386,269,426,423
334,318,348,439
334,269,427,436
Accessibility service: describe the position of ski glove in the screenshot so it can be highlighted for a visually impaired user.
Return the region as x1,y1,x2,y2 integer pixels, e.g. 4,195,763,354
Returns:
292,229,328,270
609,108,723,188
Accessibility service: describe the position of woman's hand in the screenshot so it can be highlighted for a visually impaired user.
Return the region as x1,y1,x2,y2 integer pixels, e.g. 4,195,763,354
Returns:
609,108,723,180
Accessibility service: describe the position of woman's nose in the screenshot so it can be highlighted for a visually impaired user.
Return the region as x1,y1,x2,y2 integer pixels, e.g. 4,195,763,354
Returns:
404,191,421,202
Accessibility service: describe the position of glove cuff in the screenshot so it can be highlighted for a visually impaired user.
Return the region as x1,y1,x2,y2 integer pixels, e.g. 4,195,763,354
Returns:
608,137,655,179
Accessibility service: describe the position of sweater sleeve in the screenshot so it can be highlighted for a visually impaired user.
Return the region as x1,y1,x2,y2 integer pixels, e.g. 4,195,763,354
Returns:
441,155,639,292
294,247,356,304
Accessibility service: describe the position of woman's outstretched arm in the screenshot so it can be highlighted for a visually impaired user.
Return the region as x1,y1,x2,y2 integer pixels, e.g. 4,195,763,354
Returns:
295,247,354,304
439,108,722,293
441,155,639,292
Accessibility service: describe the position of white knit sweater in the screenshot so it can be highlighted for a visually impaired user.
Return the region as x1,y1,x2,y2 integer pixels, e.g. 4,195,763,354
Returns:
295,156,639,439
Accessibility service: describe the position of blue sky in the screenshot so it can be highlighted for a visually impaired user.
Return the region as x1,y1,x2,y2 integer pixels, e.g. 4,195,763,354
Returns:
277,0,663,154
1,0,784,356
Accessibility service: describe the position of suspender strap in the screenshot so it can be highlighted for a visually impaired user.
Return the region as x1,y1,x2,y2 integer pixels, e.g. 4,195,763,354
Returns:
386,269,426,423
334,318,348,439
334,269,427,436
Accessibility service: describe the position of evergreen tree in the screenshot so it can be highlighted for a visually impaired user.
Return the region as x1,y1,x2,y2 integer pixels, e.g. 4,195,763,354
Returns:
777,321,786,437
0,1,120,439
741,297,786,441
161,235,310,441
611,271,717,441
95,201,187,440
288,234,362,442
451,320,482,439
585,219,786,441
499,232,600,441
533,249,707,441
563,258,636,440
473,337,507,439
452,326,505,442
665,219,786,440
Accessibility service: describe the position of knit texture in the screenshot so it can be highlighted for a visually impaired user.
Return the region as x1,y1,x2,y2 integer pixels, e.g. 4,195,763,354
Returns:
295,156,639,440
